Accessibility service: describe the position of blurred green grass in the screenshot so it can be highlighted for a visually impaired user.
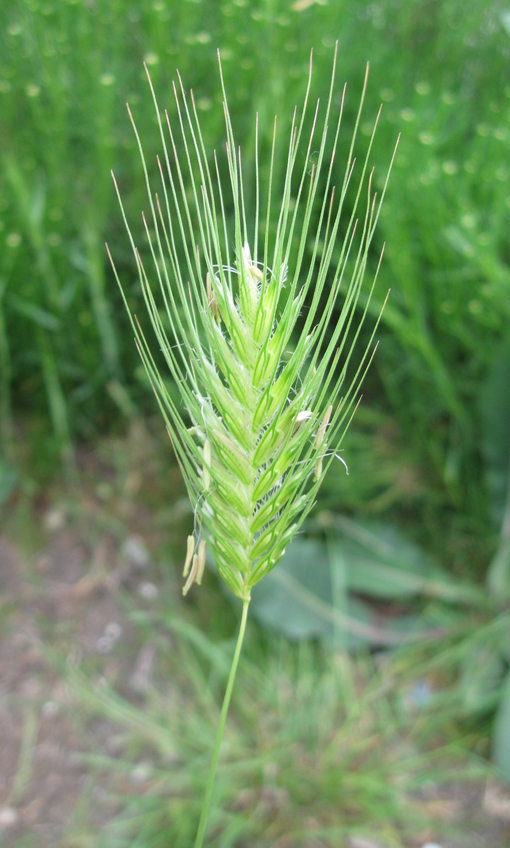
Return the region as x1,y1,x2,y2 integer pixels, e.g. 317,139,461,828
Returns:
59,623,486,848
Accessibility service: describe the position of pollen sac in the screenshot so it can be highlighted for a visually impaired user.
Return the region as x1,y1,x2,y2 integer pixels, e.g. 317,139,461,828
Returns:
196,540,207,585
313,456,323,482
183,552,199,595
238,243,261,328
183,535,195,577
314,404,333,450
206,272,221,321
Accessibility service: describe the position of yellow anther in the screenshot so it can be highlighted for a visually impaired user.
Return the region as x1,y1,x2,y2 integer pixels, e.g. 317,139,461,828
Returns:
248,263,264,283
183,553,199,595
206,272,221,321
183,535,195,577
196,540,207,585
313,456,323,482
314,404,333,450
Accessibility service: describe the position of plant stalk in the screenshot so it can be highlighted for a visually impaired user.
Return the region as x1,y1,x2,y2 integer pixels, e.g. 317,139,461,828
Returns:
194,597,250,848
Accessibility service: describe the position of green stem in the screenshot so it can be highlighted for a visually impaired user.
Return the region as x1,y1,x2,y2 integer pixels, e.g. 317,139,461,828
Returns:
194,597,250,848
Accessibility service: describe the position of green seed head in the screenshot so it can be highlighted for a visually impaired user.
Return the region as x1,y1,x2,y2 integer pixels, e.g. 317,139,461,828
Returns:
108,46,397,601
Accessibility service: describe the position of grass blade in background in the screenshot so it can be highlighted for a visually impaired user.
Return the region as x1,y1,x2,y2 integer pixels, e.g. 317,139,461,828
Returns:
0,278,14,460
492,669,510,784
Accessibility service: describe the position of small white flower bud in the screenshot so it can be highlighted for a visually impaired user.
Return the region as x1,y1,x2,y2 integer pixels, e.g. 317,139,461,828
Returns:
293,409,313,434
